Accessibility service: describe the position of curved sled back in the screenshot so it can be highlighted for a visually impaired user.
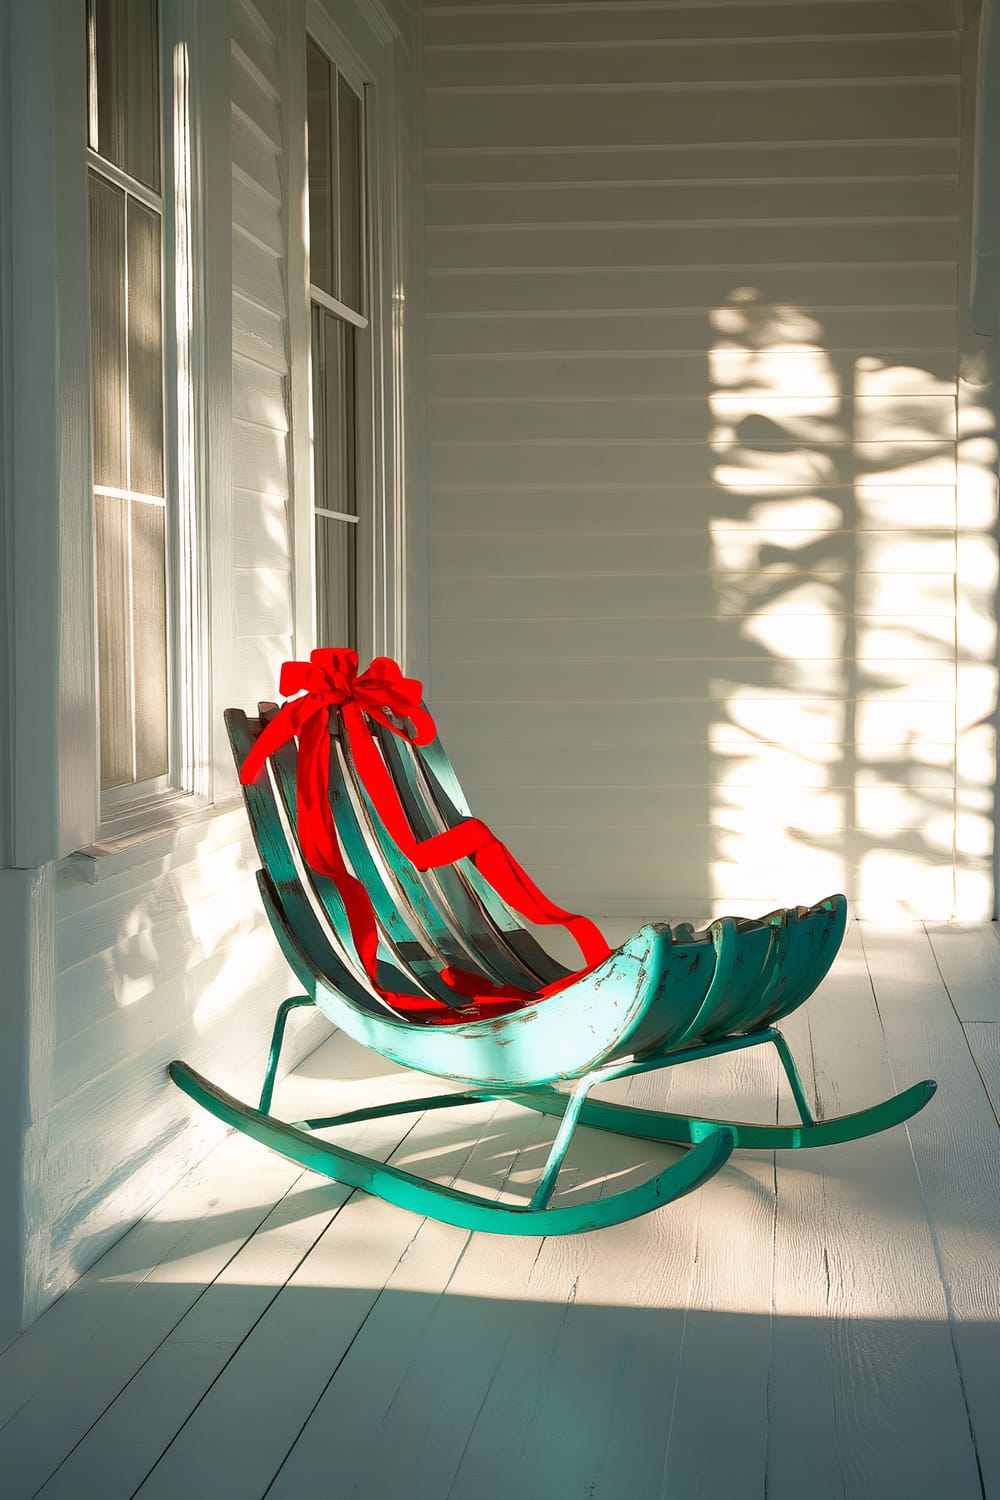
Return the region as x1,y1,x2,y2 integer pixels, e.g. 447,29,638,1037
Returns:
226,704,749,1087
364,707,848,1038
228,690,846,1053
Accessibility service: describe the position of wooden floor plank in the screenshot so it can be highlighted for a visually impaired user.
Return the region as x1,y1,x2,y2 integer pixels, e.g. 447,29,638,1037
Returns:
443,1049,773,1500
32,1032,447,1500
860,924,1000,1499
267,1098,555,1499
771,926,982,1499
925,924,1000,1023
440,1061,706,1500
463,1139,698,1498
130,1048,535,1500
0,1126,268,1430
964,1021,1000,1125
286,1109,559,1500
278,1064,699,1500
647,1045,777,1500
423,1115,659,1500
0,1141,304,1499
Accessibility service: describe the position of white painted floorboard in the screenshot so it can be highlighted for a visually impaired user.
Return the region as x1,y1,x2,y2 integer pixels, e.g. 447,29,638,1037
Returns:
1,921,997,1500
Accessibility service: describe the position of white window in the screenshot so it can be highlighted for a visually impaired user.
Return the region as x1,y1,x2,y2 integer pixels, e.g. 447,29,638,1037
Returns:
84,0,206,838
86,0,169,805
305,33,368,652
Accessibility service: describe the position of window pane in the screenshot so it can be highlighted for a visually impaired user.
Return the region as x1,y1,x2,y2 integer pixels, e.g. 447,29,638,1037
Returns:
337,75,363,313
127,199,164,497
306,38,335,297
312,307,357,516
88,0,160,191
96,493,132,788
132,501,169,780
315,515,356,650
88,171,127,490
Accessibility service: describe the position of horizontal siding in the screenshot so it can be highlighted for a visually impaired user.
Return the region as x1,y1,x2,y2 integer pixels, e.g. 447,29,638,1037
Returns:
231,355,287,428
425,0,966,918
232,0,280,94
433,573,957,620
423,3,957,48
433,697,967,749
233,226,285,309
232,486,291,568
232,417,289,493
440,779,957,829
431,504,960,545
427,308,959,356
425,82,959,151
233,567,294,636
426,263,958,314
434,656,960,701
233,293,287,373
231,54,282,148
427,220,957,271
429,615,957,662
426,741,959,790
233,113,281,202
426,37,960,91
233,175,283,251
426,351,957,400
428,441,955,487
427,141,961,189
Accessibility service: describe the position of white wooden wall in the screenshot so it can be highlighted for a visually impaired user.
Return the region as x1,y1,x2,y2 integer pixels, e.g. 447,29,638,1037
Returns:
424,0,995,922
18,0,424,1324
31,813,315,1322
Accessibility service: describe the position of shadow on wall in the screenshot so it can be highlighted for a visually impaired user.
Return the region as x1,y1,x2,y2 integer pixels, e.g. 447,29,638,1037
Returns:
705,287,998,920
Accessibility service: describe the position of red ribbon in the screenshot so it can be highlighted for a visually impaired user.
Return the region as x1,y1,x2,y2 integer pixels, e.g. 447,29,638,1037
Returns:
240,648,611,1017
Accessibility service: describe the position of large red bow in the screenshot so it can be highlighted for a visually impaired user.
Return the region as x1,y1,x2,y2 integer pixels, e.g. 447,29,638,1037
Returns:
241,648,435,800
241,648,611,1016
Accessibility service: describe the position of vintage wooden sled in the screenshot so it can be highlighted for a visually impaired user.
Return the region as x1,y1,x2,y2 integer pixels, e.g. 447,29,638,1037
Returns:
170,650,936,1235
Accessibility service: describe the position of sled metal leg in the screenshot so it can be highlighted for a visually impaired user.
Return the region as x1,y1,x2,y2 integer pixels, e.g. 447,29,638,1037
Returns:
770,1028,815,1126
508,1030,935,1150
296,1088,486,1133
279,1025,933,1152
291,1034,776,1136
529,1071,598,1211
258,996,316,1113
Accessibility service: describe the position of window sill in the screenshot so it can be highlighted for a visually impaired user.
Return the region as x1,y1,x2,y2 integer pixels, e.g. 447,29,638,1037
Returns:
69,791,246,884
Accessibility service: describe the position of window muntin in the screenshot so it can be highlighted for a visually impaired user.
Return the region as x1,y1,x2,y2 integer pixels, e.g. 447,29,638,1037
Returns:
86,0,169,795
305,35,367,652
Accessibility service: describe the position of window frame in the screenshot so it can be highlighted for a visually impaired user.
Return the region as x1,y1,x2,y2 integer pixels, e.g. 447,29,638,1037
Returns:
82,0,214,845
85,2,172,808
